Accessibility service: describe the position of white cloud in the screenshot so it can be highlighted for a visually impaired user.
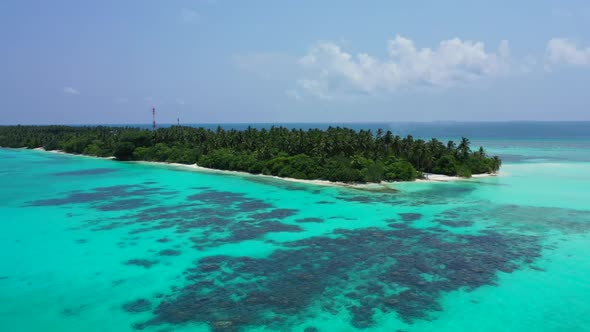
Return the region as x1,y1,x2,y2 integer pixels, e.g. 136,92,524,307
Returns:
175,98,186,105
63,86,79,95
113,97,129,104
295,35,510,99
180,9,201,23
297,79,333,100
547,38,590,66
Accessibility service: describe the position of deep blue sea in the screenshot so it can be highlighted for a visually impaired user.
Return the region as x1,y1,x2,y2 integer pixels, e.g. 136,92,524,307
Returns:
100,121,590,139
1,122,590,331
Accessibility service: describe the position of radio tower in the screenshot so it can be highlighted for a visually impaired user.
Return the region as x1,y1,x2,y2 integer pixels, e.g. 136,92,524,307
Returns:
152,107,157,130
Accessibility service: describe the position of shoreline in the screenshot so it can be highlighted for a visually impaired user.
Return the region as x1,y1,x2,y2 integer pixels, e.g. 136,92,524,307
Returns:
26,147,498,189
140,161,498,188
135,160,396,190
417,172,497,182
32,147,117,160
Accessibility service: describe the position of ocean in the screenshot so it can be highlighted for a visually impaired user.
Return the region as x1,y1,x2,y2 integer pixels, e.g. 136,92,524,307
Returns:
1,122,589,331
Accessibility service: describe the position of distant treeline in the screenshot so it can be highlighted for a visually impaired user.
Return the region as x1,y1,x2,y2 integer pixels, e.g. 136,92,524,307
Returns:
0,125,501,182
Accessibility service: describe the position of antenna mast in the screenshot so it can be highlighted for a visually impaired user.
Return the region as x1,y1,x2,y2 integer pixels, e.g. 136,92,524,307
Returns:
152,107,157,130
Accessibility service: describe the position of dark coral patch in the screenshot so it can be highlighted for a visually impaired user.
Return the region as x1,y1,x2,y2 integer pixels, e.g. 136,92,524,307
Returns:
249,209,298,220
296,218,324,223
437,219,474,227
199,264,221,272
124,259,158,268
158,249,182,256
28,184,158,207
388,222,409,229
213,221,303,243
49,187,302,252
237,201,274,212
137,227,542,331
261,221,303,233
96,198,146,211
112,279,126,286
61,305,87,317
123,299,152,313
398,213,422,222
328,216,356,221
191,186,212,190
439,210,460,218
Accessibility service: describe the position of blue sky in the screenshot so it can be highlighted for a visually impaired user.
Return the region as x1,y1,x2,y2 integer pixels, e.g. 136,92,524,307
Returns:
1,0,589,124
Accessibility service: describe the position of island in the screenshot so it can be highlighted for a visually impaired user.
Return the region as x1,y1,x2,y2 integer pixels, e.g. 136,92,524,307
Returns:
0,125,501,183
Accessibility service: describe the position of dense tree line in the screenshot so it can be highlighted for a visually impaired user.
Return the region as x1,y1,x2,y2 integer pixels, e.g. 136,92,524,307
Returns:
0,125,501,182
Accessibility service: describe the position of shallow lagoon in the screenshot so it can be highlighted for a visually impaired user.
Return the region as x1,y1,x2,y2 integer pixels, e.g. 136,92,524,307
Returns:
1,134,590,331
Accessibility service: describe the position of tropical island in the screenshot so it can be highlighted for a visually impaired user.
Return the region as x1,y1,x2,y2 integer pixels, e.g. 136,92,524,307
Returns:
0,125,501,183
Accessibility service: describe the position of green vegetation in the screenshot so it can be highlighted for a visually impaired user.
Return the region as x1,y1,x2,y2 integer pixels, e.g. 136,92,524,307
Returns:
0,125,501,183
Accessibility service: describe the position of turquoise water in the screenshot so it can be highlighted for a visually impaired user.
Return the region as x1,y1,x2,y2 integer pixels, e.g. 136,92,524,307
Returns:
1,132,590,331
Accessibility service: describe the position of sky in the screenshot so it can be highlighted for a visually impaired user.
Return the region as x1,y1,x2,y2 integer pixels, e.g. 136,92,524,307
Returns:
1,0,590,124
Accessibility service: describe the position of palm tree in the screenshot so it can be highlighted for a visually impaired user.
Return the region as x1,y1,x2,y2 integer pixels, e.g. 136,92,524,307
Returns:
478,146,485,157
458,137,471,160
492,156,502,172
447,140,456,151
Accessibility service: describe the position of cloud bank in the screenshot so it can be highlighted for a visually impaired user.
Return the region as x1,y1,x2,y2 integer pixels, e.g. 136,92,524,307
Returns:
547,38,590,66
295,35,510,99
233,35,588,102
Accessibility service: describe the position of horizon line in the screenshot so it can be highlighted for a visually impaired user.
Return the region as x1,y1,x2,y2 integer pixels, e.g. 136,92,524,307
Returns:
3,120,590,126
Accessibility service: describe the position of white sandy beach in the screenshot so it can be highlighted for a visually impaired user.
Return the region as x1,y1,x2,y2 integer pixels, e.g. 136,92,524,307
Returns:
138,161,498,190
417,172,498,182
136,161,390,190
30,147,497,189
32,147,116,160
